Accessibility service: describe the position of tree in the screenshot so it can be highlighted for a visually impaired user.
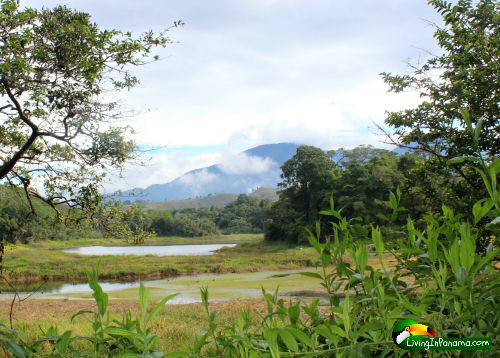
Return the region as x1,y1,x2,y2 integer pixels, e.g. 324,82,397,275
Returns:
381,0,499,210
0,0,179,213
266,145,335,242
332,147,407,224
279,146,335,222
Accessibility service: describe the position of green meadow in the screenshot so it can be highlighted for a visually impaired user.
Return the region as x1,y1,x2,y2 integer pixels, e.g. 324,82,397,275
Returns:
1,235,317,284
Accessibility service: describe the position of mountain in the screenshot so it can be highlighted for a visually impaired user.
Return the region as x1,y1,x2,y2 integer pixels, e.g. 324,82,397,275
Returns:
117,143,299,202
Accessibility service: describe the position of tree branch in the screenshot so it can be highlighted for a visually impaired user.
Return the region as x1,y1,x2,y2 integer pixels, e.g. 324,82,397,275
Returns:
0,78,40,180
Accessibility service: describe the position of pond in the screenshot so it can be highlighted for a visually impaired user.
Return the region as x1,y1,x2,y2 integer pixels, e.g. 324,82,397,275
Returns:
0,269,325,304
62,243,236,256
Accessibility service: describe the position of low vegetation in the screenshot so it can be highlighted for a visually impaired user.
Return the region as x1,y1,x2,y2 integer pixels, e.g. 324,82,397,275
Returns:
0,236,317,286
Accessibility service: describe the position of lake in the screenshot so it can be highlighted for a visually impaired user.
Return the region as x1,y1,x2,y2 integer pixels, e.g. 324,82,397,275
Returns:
62,243,236,256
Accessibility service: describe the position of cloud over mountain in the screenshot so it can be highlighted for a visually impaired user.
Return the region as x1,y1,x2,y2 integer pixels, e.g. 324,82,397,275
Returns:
116,143,299,202
219,153,277,175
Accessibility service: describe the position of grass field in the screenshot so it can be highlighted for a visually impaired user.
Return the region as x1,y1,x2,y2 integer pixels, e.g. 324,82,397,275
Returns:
1,234,318,285
1,297,268,353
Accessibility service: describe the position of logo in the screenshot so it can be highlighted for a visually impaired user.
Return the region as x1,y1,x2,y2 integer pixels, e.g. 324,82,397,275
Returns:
392,319,491,351
392,319,435,346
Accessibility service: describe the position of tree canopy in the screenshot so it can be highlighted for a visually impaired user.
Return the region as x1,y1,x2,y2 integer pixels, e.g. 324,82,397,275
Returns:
381,0,499,208
265,145,428,243
266,146,333,243
0,0,178,213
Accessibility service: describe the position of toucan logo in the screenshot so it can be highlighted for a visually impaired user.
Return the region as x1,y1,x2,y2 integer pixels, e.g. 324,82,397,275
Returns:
392,319,435,346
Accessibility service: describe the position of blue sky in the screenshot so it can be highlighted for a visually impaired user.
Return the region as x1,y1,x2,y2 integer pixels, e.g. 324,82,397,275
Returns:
24,0,443,191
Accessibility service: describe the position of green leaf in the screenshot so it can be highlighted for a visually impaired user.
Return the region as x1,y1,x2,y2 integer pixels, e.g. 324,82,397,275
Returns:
447,156,479,165
299,271,322,280
460,108,471,129
328,325,348,339
1,339,28,358
315,324,335,342
371,226,384,259
55,330,72,354
71,310,93,322
200,287,209,313
305,228,322,253
486,216,500,231
104,327,135,338
321,248,332,267
285,326,315,349
389,191,397,210
264,328,280,358
138,281,151,328
474,117,483,143
354,243,368,274
279,328,298,352
342,294,351,334
287,304,300,325
146,293,178,326
472,199,494,224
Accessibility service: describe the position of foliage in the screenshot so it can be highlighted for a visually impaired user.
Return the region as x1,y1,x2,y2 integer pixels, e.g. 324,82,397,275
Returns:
266,145,336,243
0,268,178,357
0,0,177,212
148,194,271,237
149,210,218,238
181,157,499,357
216,194,271,234
266,145,424,243
0,158,497,357
0,185,88,244
381,0,499,211
98,203,156,244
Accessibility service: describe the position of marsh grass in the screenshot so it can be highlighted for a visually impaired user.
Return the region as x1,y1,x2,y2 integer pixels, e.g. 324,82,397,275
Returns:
1,235,319,286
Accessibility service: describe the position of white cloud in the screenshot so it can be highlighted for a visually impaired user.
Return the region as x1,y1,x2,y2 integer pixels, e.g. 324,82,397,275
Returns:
179,168,218,186
219,154,277,175
102,151,221,192
177,168,218,195
21,0,443,193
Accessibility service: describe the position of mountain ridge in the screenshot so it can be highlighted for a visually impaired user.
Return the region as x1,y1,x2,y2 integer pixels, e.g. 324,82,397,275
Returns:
116,143,300,202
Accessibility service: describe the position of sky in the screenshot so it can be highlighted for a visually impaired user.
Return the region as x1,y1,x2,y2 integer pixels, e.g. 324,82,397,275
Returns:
24,0,443,191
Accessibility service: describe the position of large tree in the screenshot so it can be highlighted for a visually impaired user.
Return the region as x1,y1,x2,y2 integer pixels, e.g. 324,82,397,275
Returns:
0,0,179,213
266,145,335,242
381,0,499,210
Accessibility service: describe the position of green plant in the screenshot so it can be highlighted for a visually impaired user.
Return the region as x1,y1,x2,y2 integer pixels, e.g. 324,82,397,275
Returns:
184,156,498,357
0,267,178,357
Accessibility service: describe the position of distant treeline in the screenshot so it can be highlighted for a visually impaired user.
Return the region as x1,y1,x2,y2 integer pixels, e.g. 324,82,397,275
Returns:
1,144,480,243
0,187,271,242
146,194,271,236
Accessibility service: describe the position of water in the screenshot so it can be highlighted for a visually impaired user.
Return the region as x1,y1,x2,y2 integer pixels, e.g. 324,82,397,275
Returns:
62,243,236,256
0,269,325,304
